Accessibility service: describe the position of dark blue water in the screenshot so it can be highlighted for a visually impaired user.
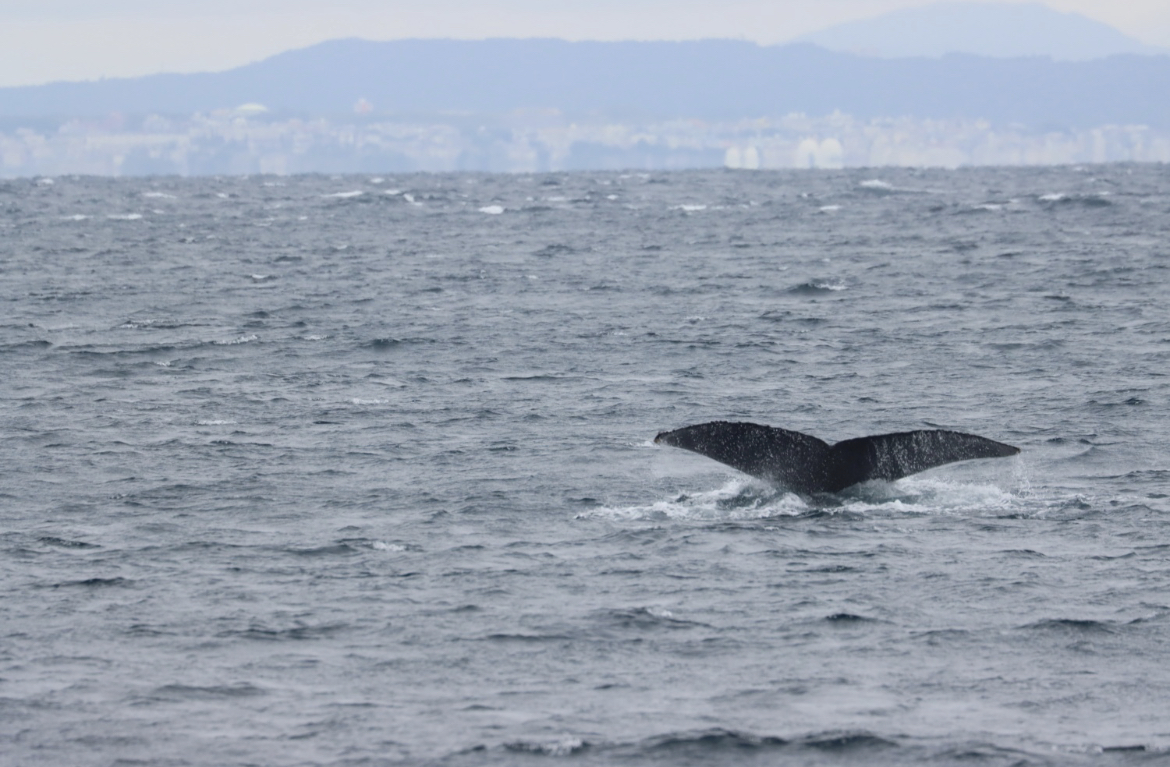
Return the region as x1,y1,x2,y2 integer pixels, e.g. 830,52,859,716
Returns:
3,167,1170,766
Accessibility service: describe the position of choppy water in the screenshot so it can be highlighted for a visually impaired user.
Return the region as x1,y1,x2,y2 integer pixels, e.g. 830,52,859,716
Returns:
3,166,1170,766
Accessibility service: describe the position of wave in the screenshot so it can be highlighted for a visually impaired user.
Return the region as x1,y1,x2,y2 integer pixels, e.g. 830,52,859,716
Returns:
645,728,791,753
1037,192,1113,207
147,683,265,700
38,536,99,549
482,632,574,643
1,339,52,351
47,577,132,588
595,606,711,631
453,728,901,765
212,334,258,345
503,738,589,756
227,622,349,641
1020,618,1119,634
367,337,435,350
533,243,581,257
786,279,847,295
447,728,1163,767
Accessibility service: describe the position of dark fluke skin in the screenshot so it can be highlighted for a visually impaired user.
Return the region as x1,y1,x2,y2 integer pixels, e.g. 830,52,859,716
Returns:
654,421,1020,494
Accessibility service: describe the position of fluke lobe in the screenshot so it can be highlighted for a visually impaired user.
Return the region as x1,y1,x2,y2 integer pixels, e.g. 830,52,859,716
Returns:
654,421,1020,494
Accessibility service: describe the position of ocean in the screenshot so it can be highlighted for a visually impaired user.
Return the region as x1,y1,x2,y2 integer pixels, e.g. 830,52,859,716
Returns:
2,165,1169,765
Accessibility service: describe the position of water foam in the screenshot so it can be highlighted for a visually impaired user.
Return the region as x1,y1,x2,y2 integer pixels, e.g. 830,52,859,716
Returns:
837,476,1021,516
583,475,1025,522
214,334,258,345
580,479,809,521
504,738,588,756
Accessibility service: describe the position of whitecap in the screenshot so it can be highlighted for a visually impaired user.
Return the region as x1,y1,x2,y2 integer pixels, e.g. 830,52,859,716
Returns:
506,739,587,757
107,213,143,220
860,179,893,189
143,191,176,199
324,190,364,199
61,214,89,221
819,205,841,212
196,419,237,426
215,334,258,345
351,398,389,405
36,178,54,185
371,541,406,552
479,205,505,214
1039,193,1066,202
672,204,707,212
791,279,847,292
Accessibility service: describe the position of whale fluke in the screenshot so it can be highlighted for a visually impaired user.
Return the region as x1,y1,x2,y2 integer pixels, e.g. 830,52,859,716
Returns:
654,421,1019,494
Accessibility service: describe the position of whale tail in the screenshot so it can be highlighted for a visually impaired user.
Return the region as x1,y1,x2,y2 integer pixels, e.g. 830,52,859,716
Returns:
654,421,1019,494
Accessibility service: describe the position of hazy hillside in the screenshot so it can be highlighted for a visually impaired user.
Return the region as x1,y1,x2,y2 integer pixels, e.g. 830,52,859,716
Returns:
2,38,1169,130
798,2,1164,60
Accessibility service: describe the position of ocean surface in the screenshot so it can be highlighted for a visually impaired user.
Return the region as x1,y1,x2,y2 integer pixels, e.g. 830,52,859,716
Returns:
3,166,1170,766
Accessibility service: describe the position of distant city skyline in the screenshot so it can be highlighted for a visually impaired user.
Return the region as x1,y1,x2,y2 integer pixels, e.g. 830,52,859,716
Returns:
2,0,1168,88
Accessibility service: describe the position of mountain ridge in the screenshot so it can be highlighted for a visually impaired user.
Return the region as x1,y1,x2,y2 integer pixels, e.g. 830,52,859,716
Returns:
798,2,1166,60
2,38,1169,129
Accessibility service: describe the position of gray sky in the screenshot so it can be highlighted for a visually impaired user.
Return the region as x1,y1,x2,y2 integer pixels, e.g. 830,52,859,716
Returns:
2,0,1168,88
